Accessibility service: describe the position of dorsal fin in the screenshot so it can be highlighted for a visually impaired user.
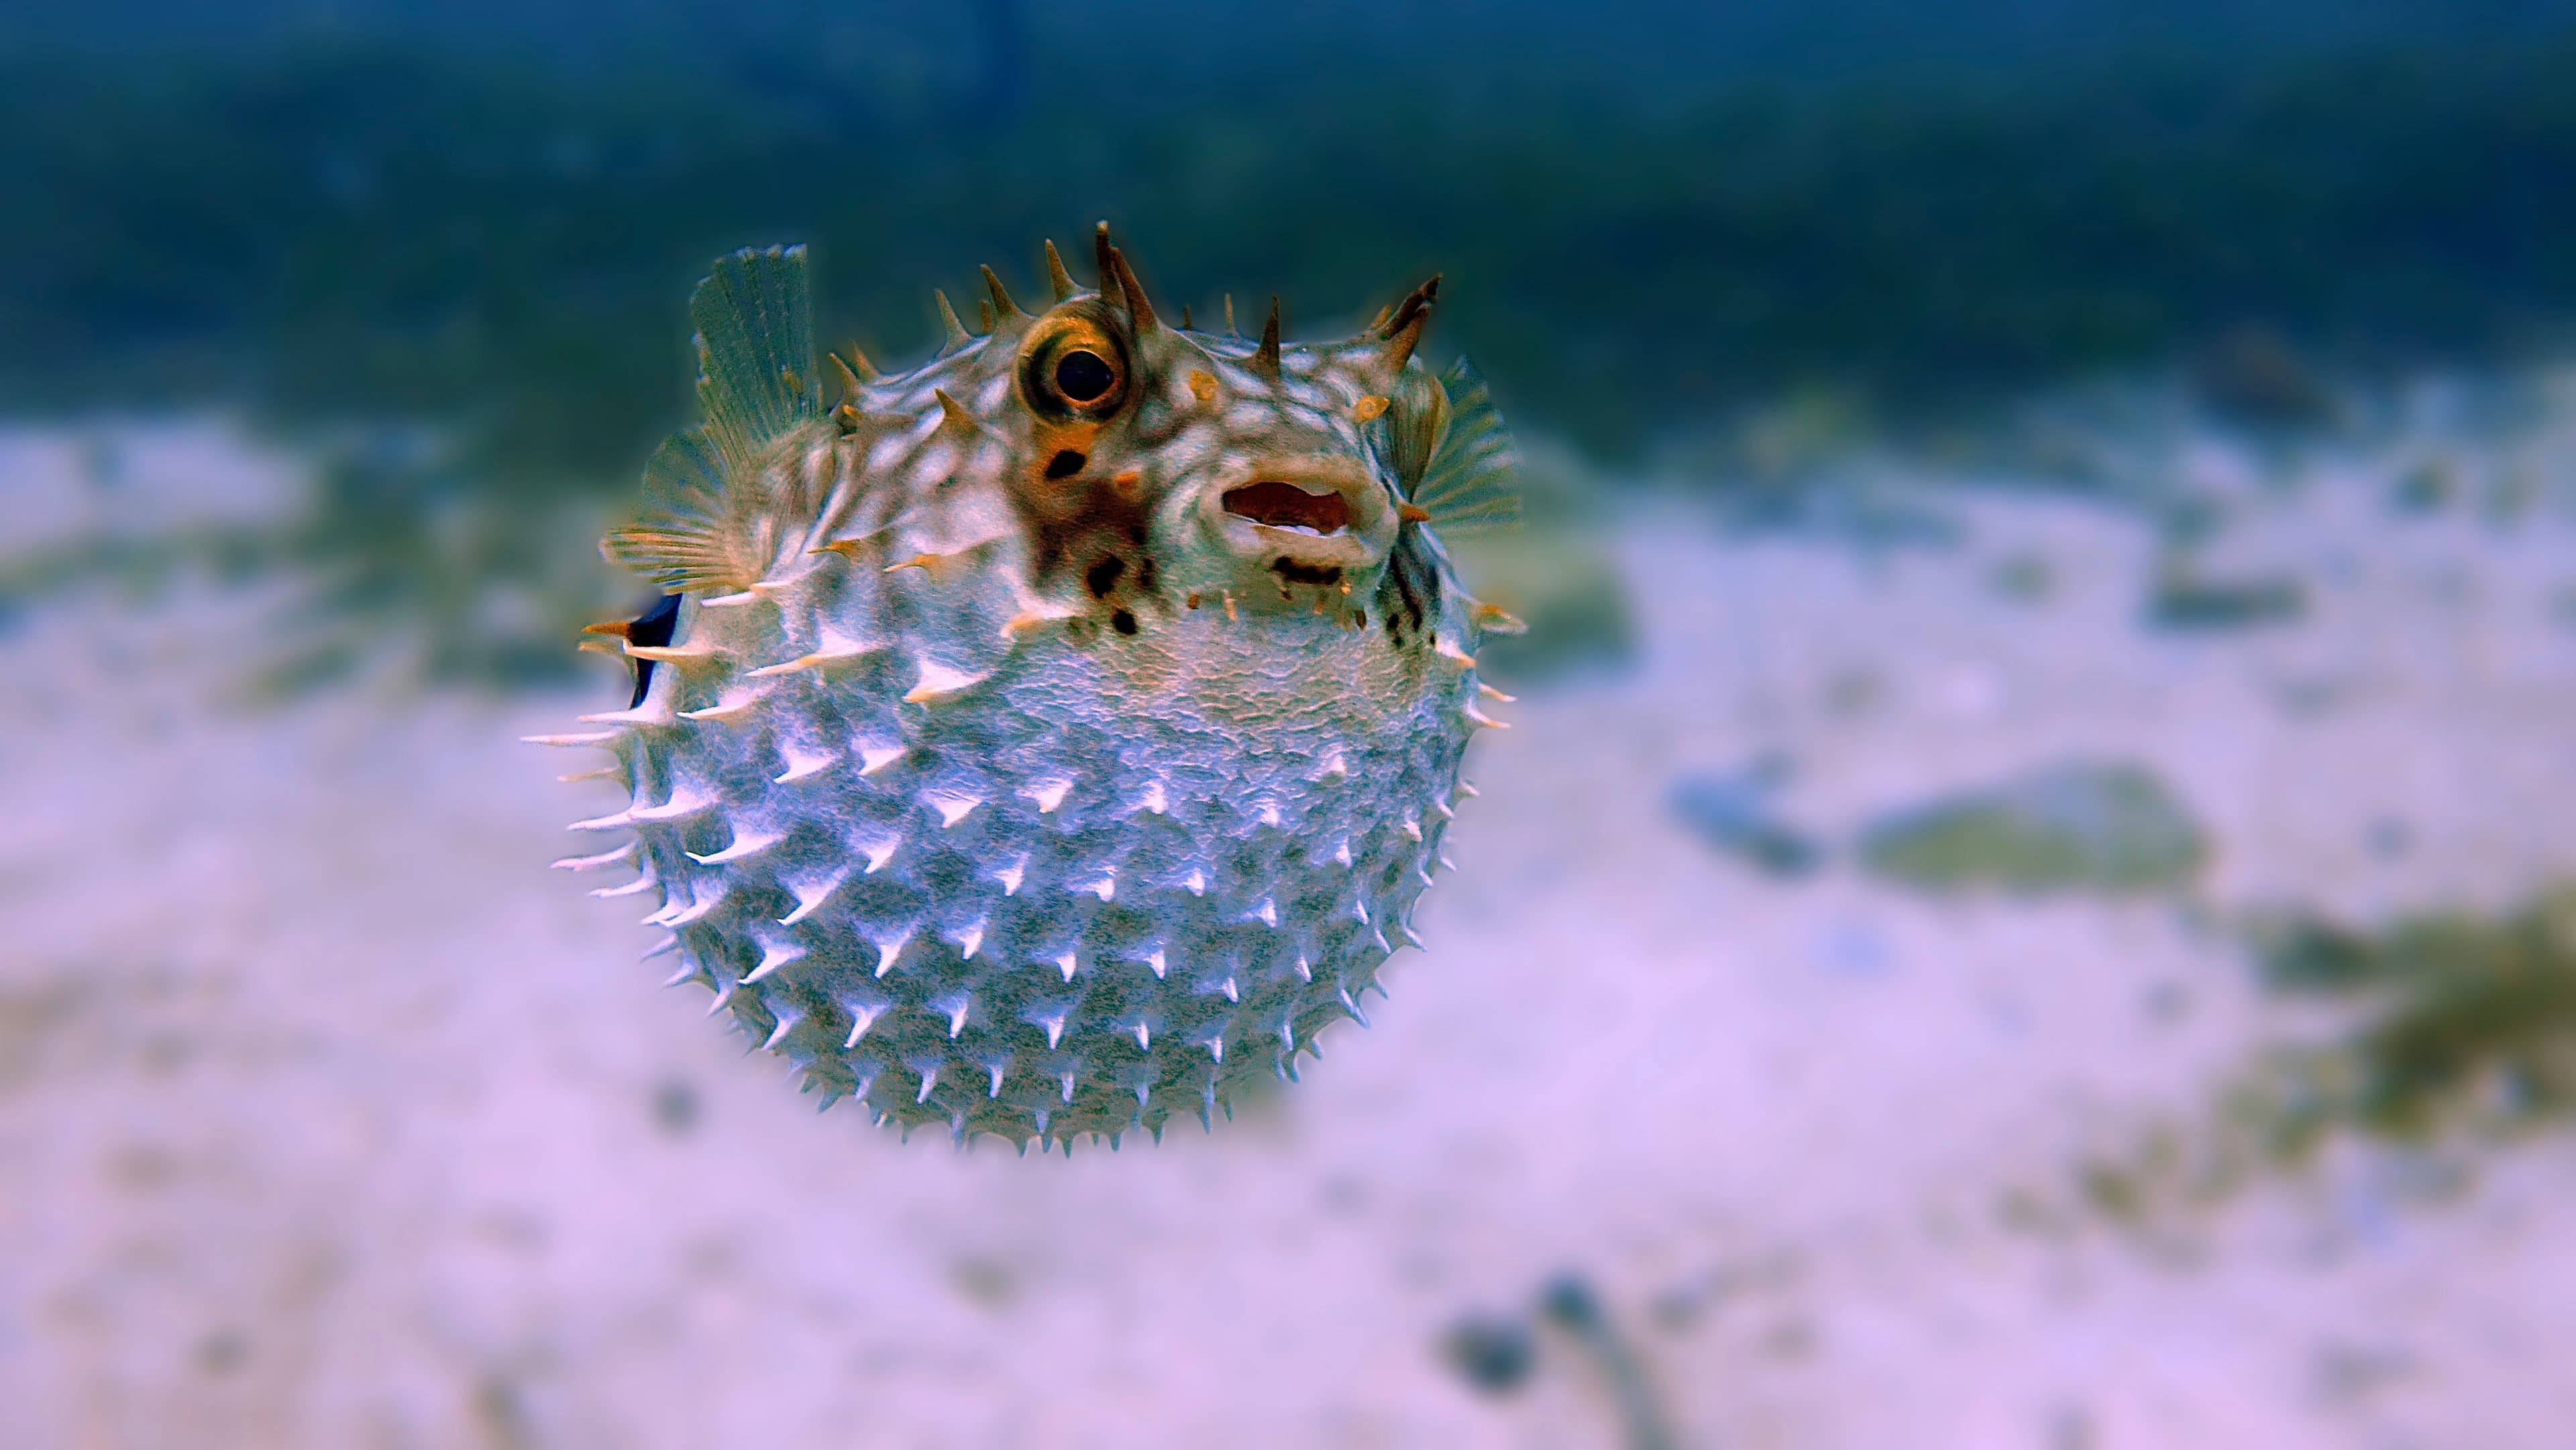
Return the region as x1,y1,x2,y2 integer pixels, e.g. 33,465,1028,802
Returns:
604,247,821,592
692,246,820,476
1409,357,1522,535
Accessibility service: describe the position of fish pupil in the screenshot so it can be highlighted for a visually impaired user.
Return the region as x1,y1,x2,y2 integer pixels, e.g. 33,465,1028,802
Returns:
1055,350,1115,402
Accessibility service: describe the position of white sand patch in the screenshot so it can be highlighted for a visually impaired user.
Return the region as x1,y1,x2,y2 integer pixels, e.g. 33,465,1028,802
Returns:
4,423,2576,1448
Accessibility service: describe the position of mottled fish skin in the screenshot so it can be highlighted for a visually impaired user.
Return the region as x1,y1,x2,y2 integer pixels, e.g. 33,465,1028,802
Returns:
541,229,1521,1151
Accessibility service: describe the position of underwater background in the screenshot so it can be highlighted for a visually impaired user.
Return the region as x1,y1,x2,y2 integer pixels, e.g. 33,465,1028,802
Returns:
9,2,2576,1445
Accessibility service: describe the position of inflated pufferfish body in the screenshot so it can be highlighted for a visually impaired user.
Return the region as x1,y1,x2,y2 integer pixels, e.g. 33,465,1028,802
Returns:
540,229,1521,1150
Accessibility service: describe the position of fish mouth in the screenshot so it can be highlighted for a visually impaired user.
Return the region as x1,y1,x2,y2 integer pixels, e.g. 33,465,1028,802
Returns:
1201,460,1392,579
1191,459,1395,615
1221,480,1352,537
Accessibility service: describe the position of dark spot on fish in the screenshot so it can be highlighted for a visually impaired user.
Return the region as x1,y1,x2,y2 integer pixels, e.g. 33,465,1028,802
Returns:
1111,609,1138,635
1044,449,1086,479
1271,558,1342,588
627,591,682,707
1372,529,1441,650
1136,555,1159,592
1085,556,1126,598
1389,563,1424,635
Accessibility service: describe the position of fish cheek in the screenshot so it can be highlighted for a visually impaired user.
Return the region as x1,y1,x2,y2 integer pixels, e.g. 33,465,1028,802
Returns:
1002,417,1108,578
1002,427,1169,626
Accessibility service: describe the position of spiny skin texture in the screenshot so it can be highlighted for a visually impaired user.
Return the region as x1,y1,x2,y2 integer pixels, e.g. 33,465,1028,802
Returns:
541,234,1519,1151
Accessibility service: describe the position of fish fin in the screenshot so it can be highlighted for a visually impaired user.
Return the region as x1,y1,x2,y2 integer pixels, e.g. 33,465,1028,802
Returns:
694,245,821,470
1410,356,1523,535
602,427,773,591
1381,362,1451,493
603,247,823,592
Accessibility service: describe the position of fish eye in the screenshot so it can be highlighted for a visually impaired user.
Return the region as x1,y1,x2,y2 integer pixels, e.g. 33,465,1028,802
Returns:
1055,350,1116,403
1018,313,1130,419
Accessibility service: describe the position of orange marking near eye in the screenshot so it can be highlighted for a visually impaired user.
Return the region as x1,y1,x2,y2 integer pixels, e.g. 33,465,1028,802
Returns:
1112,470,1145,499
1354,395,1389,421
1397,503,1432,523
1187,370,1218,403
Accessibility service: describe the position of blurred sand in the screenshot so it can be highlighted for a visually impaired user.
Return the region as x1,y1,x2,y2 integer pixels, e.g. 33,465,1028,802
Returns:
5,423,2576,1449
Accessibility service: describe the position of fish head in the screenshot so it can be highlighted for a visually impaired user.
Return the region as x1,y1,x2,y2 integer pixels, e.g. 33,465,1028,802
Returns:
988,234,1448,627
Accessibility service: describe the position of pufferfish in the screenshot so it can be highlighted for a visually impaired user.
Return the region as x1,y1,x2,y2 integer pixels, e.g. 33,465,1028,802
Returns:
535,227,1521,1152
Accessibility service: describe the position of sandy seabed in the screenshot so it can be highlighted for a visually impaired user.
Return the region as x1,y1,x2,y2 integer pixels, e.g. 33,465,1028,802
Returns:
5,421,2576,1449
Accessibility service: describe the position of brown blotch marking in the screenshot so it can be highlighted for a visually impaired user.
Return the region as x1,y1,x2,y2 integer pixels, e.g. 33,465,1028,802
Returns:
1006,415,1157,588
1085,556,1126,599
1111,609,1138,635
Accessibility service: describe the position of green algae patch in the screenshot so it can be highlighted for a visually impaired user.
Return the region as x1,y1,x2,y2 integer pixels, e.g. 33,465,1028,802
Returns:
2250,890,2576,1142
2055,890,2576,1231
1860,761,2206,896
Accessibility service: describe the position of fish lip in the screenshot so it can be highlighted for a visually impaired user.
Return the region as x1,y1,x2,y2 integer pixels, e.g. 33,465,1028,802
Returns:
1201,458,1392,568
